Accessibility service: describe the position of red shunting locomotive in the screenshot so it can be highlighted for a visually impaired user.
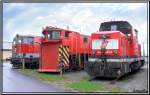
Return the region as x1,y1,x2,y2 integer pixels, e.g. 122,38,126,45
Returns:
85,21,145,78
11,34,41,69
39,26,90,72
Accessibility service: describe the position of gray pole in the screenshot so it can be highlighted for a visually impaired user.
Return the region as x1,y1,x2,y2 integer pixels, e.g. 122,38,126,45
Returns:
84,43,86,63
84,37,86,64
22,53,25,69
60,50,63,77
143,42,145,57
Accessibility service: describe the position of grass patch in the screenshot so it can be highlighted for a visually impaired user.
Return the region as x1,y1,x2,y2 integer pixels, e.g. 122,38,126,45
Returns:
67,80,124,92
18,69,125,92
18,69,66,81
67,80,107,92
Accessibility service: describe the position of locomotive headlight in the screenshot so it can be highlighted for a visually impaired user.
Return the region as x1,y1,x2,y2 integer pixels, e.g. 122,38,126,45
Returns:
113,49,118,54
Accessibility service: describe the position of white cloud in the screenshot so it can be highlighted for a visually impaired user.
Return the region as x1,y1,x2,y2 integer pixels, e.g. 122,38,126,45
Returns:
71,10,92,26
3,3,147,54
124,3,145,10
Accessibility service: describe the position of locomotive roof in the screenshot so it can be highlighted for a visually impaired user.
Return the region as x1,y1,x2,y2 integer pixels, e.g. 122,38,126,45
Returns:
93,31,125,36
99,21,132,35
94,31,120,33
15,34,41,38
100,21,132,27
42,26,80,34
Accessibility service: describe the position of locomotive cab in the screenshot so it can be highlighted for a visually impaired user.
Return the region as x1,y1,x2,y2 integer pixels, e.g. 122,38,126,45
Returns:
11,35,41,69
39,26,73,72
39,26,90,72
42,26,72,43
12,35,34,61
43,28,61,42
85,21,144,78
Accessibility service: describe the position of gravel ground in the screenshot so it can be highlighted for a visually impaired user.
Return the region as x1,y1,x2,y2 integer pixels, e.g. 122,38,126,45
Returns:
115,64,148,92
63,63,148,93
64,70,90,81
4,60,148,93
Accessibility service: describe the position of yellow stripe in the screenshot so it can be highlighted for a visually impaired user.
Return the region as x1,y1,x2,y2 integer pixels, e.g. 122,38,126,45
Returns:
59,47,61,51
62,52,69,64
65,46,69,53
59,45,70,67
59,53,61,56
59,47,62,52
62,47,69,58
63,58,69,66
60,45,63,48
58,54,61,61
58,46,62,62
65,46,69,56
62,47,69,66
62,46,69,62
62,50,69,63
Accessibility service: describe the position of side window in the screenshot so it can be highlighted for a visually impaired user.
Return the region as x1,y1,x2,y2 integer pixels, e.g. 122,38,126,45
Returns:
65,31,69,38
48,32,52,39
83,37,88,44
133,29,138,42
22,37,33,44
52,32,60,39
135,29,138,42
47,31,60,40
28,37,33,44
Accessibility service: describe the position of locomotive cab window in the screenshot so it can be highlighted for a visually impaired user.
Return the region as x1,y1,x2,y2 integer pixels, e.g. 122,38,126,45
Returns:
22,37,33,44
65,31,69,38
83,37,88,44
48,32,52,39
48,31,60,40
134,29,138,42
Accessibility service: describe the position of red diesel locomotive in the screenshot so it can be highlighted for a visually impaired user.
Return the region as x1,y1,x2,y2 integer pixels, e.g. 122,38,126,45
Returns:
85,21,145,78
39,26,90,72
11,34,41,69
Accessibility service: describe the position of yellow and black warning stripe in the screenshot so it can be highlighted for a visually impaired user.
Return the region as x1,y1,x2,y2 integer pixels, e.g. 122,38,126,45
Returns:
58,45,70,67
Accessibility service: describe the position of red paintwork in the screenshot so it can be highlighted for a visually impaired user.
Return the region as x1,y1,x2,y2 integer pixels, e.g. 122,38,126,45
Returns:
39,42,61,72
79,35,91,54
12,35,41,57
91,29,141,58
128,29,141,57
13,44,39,53
39,26,90,72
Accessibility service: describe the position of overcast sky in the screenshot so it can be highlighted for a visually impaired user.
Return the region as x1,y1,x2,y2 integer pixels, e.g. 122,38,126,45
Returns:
3,3,148,55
